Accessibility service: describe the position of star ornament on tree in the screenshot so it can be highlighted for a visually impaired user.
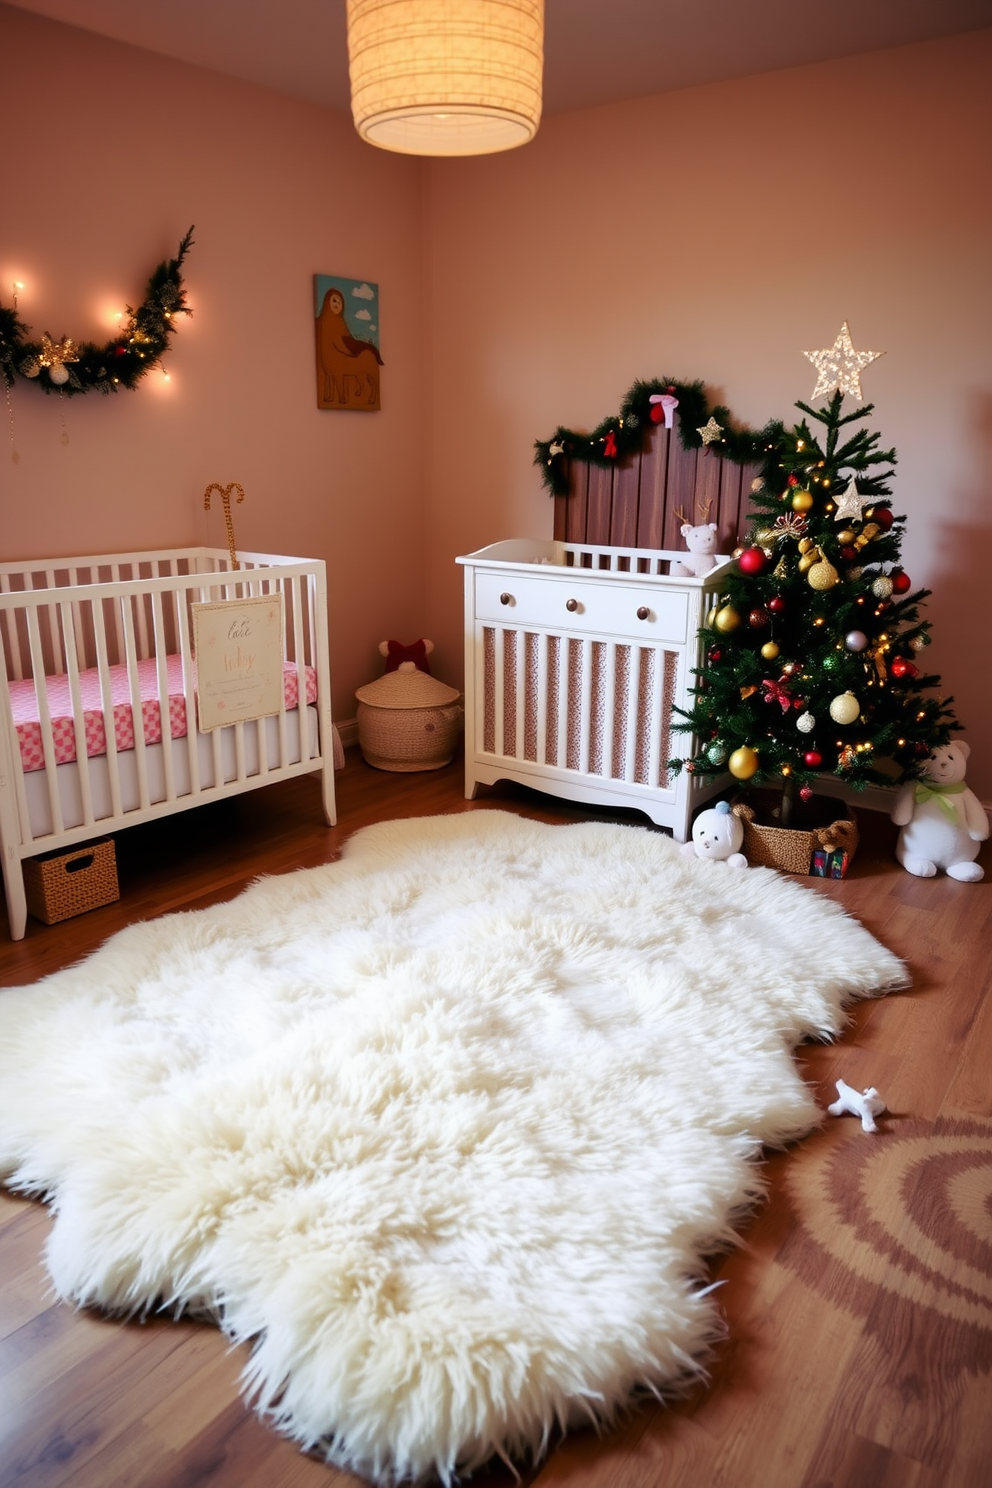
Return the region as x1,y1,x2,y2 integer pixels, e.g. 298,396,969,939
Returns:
833,476,870,523
802,321,884,401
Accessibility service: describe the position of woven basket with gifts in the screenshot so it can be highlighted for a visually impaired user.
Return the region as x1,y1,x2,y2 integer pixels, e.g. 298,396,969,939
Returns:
732,789,859,877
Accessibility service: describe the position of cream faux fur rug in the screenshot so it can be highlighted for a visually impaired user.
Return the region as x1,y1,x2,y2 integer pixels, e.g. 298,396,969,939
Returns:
0,811,905,1483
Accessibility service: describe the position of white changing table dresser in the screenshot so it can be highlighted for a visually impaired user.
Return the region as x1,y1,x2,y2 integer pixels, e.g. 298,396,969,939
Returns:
457,537,733,842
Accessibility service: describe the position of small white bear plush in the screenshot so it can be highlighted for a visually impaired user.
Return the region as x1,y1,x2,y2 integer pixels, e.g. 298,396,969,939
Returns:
828,1078,886,1133
682,800,748,868
891,740,988,882
671,521,719,577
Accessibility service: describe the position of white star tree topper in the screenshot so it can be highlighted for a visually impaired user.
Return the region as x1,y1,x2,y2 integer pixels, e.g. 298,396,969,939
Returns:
803,322,884,401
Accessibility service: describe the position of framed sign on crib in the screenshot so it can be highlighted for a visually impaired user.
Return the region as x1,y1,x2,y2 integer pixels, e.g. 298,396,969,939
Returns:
192,594,286,731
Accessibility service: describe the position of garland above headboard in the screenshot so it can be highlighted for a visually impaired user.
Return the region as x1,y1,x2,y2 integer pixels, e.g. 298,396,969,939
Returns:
536,377,784,553
534,376,783,498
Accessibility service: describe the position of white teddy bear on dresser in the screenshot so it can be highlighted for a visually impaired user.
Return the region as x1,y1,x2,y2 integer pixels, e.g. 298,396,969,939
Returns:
891,740,988,882
671,521,720,577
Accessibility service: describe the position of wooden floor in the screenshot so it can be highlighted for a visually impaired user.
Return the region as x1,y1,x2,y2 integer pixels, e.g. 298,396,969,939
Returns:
1,751,990,1488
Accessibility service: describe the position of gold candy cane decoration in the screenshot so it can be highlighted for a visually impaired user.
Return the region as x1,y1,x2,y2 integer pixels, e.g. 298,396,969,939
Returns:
204,481,244,569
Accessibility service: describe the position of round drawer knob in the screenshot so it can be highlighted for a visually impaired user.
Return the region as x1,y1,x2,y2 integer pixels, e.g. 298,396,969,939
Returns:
565,597,579,612
499,592,513,605
636,605,651,620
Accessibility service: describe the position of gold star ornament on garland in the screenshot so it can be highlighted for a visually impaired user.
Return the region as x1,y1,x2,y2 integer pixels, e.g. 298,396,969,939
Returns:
802,321,884,402
697,416,724,445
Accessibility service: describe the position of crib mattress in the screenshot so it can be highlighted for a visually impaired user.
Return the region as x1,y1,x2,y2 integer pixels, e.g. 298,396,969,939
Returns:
9,654,317,773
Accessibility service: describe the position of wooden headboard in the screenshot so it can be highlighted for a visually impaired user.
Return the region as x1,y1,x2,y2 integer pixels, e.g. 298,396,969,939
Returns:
552,414,762,553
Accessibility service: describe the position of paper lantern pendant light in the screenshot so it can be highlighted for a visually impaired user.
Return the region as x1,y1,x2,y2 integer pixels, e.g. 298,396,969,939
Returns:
347,0,544,156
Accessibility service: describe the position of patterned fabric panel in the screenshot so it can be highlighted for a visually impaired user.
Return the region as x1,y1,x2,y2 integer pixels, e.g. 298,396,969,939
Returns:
9,654,318,773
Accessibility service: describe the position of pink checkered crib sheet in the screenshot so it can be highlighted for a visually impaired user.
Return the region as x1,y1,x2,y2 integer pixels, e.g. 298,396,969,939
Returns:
9,654,318,773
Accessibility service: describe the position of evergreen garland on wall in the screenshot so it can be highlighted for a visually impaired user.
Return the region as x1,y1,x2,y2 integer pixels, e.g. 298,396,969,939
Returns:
0,228,194,398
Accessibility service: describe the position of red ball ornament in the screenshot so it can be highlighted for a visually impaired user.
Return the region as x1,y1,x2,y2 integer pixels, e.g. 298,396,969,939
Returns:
803,750,823,768
649,404,665,424
738,546,769,576
891,569,912,594
709,647,722,662
748,607,769,628
840,545,858,561
868,506,894,530
787,474,799,487
799,785,814,802
768,595,786,614
890,657,918,679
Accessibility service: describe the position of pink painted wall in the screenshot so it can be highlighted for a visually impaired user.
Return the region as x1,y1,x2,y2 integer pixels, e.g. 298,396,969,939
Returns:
424,29,992,800
0,3,427,719
3,7,991,802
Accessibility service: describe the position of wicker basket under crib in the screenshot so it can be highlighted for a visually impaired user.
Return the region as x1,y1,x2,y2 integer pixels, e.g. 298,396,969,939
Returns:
24,839,119,924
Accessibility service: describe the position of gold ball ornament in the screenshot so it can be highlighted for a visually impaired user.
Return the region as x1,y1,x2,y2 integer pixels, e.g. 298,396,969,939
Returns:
829,692,861,725
872,575,894,599
760,640,780,660
837,529,856,545
728,745,759,780
48,364,70,386
808,559,840,590
792,490,814,512
714,604,742,633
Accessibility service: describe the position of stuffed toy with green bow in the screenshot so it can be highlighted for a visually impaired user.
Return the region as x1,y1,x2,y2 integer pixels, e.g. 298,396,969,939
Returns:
891,741,988,881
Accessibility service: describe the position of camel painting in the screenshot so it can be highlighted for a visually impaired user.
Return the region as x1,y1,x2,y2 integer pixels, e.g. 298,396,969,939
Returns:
314,276,383,411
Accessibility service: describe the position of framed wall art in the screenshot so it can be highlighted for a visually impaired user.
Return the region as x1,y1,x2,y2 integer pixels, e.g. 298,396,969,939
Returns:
314,274,383,411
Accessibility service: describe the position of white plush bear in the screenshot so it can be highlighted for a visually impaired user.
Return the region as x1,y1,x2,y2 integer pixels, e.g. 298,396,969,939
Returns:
891,740,988,882
671,521,719,577
682,800,748,868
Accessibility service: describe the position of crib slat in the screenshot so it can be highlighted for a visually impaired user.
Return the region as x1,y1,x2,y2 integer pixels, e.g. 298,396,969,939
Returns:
59,600,96,829
290,574,307,764
25,607,65,838
0,576,26,681
120,597,152,813
233,720,247,783
150,590,176,803
91,597,125,820
175,584,201,796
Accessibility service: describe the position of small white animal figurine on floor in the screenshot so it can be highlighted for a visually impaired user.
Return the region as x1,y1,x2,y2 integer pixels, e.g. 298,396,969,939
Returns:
828,1078,886,1133
682,800,748,868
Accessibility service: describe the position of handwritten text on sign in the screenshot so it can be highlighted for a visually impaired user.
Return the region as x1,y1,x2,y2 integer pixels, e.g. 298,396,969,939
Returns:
192,594,285,731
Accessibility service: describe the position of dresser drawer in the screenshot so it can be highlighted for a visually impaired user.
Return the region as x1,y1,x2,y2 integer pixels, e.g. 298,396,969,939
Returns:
474,570,689,644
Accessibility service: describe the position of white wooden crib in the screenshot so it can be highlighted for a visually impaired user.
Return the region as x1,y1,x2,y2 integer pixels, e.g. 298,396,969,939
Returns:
0,547,336,940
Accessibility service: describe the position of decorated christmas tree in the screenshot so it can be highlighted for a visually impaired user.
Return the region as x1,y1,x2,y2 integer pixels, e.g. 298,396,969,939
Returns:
669,323,958,826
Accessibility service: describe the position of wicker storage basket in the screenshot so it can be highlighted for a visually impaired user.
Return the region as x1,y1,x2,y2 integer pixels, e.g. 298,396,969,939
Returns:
24,838,119,924
733,791,859,876
356,664,463,772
